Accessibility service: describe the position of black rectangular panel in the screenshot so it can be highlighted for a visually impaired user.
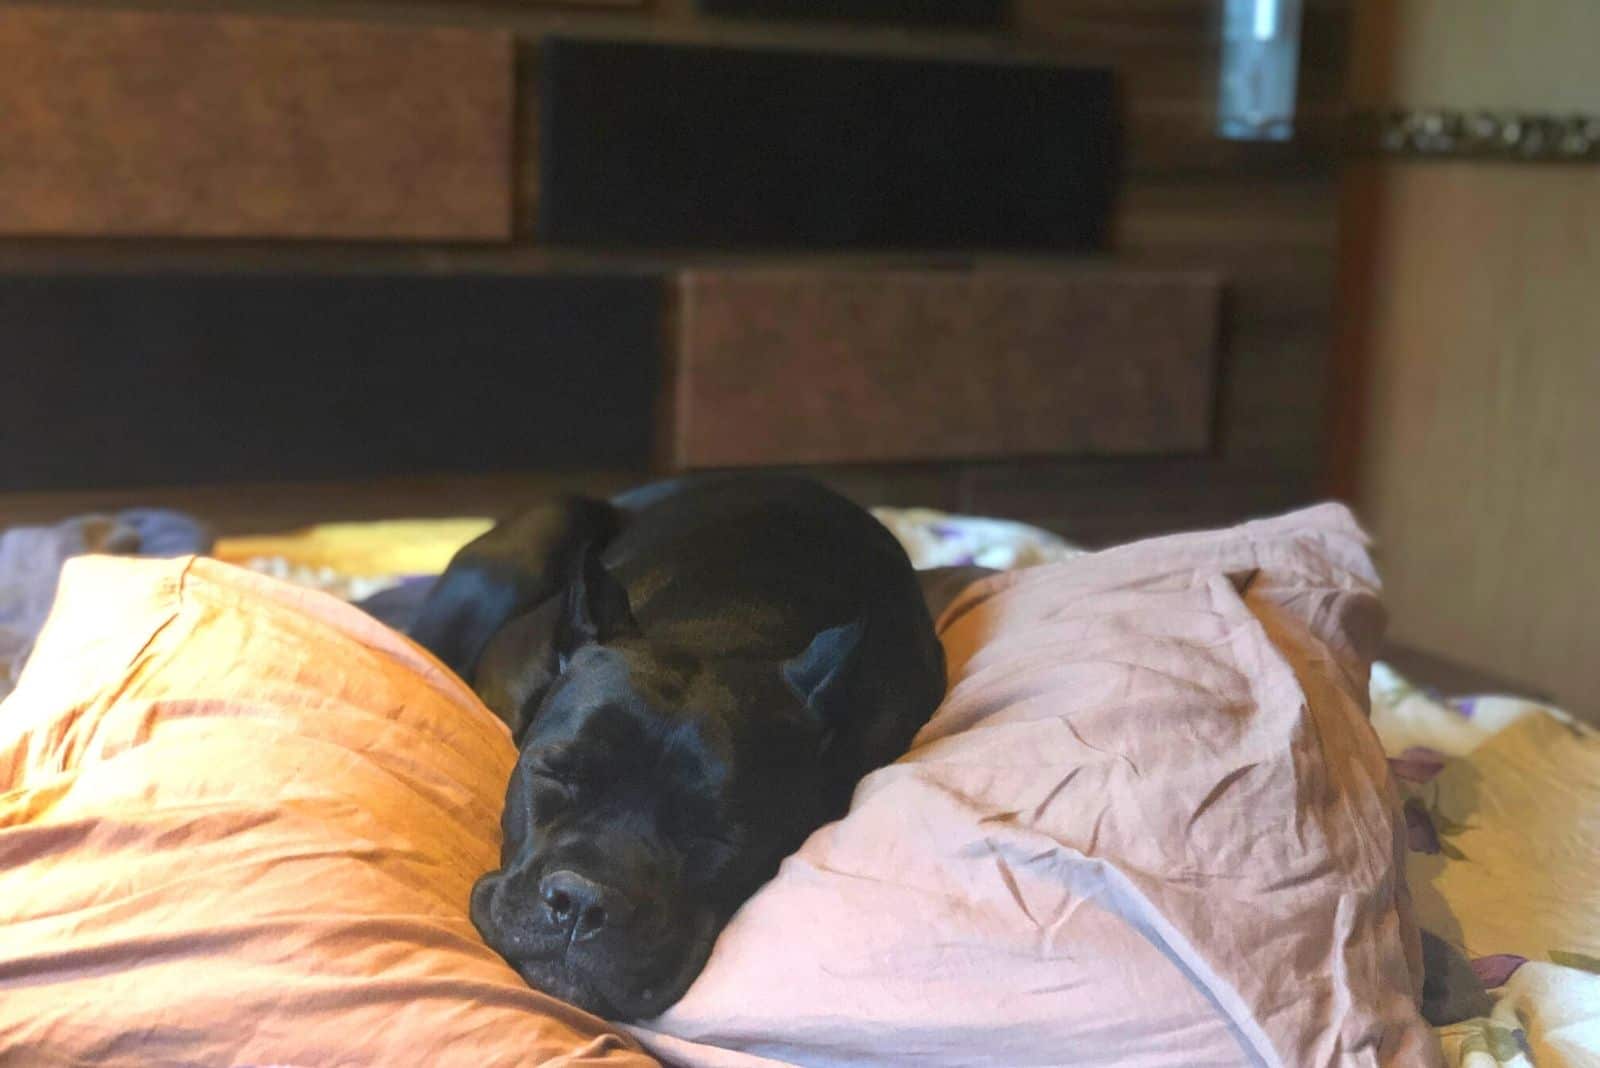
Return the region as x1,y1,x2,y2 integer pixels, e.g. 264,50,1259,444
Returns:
699,0,1006,26
539,39,1115,250
0,275,661,490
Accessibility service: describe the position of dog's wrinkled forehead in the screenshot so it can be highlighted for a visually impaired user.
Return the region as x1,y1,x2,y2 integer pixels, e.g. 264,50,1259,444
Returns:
526,644,738,797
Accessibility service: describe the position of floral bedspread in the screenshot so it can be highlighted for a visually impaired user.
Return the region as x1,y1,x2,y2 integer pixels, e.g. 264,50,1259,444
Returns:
1372,667,1600,1067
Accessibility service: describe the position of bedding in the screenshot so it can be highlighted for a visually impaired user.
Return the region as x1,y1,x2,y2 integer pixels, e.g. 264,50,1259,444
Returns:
888,514,1600,1068
3,502,1594,1066
215,516,495,601
232,505,1600,1066
1368,669,1600,1068
0,555,652,1066
624,503,1438,1066
0,509,211,701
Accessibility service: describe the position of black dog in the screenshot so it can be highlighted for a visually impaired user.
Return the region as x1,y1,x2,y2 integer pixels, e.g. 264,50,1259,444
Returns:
409,475,946,1019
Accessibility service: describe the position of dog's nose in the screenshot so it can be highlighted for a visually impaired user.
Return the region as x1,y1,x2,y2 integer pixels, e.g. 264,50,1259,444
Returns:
539,870,629,940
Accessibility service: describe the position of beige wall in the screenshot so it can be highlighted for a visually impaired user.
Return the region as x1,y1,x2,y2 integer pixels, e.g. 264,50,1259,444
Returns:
1351,0,1600,112
1346,0,1600,720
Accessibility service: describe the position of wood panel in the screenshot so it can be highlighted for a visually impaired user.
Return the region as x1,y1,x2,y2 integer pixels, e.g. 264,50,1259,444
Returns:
538,38,1114,250
0,0,1349,560
0,275,661,491
1115,178,1340,464
1008,0,1349,487
1348,163,1600,722
697,0,1005,27
959,456,1316,547
671,268,1219,467
1339,0,1600,721
1012,0,1351,175
0,7,512,239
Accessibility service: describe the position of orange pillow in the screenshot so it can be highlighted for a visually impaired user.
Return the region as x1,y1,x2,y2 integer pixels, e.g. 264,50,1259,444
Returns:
0,556,655,1068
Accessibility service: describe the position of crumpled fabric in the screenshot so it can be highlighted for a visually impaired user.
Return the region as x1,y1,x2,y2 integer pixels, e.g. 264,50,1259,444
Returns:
1370,671,1600,1067
0,509,211,700
0,554,653,1068
628,504,1442,1067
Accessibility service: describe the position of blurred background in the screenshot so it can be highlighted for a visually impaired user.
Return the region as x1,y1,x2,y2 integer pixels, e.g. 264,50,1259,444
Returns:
0,0,1594,720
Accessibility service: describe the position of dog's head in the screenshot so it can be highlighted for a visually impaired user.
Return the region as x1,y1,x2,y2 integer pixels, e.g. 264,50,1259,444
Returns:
470,547,862,1020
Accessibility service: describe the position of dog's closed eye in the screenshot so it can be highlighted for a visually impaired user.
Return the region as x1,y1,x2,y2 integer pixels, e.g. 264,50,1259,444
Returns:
683,833,734,874
527,772,576,823
662,813,737,877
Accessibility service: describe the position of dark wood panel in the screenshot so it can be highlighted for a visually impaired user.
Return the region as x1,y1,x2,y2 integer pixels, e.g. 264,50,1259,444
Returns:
1007,1,1349,482
958,456,1320,547
1013,0,1350,175
0,7,512,239
539,38,1115,250
1327,164,1384,500
698,0,1006,26
1114,176,1341,469
671,268,1220,467
0,0,1351,547
0,275,661,491
661,456,1314,548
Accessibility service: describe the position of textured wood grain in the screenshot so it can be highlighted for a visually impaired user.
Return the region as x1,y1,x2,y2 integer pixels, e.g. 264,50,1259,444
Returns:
671,269,1219,467
698,0,1003,24
1348,163,1600,722
1339,0,1599,720
538,39,1114,250
0,0,1349,556
1011,1,1349,481
0,7,512,239
960,456,1316,547
0,275,660,491
1013,0,1351,175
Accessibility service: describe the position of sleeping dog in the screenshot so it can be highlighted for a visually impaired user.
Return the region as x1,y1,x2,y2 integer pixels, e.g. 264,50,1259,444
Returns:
409,475,946,1019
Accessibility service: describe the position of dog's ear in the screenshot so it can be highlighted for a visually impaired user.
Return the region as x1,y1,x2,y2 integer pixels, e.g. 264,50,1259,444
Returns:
782,618,864,743
409,496,620,683
555,542,639,668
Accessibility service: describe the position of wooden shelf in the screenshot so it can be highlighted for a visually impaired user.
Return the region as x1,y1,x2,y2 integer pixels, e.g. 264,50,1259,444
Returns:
669,265,1221,467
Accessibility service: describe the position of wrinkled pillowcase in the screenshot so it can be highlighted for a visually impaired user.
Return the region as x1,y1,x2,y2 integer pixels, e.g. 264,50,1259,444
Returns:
0,555,654,1068
629,504,1442,1068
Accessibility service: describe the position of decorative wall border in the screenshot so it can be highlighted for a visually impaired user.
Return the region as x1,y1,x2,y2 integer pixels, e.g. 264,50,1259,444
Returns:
1349,109,1600,163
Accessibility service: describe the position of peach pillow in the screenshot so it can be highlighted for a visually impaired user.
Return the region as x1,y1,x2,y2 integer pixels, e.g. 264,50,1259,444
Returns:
630,505,1442,1066
0,556,654,1068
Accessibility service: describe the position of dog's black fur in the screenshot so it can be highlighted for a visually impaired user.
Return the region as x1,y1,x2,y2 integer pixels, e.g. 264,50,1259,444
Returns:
410,475,946,1019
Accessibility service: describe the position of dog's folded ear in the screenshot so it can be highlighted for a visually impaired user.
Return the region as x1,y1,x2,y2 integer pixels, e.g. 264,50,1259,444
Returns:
409,496,620,683
555,542,640,668
782,618,865,741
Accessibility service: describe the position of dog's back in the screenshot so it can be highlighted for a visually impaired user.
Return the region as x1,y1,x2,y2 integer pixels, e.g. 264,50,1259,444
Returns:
609,475,946,780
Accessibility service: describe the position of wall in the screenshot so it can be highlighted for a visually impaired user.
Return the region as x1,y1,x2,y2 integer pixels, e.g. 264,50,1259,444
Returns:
1340,0,1600,719
0,0,1350,550
1350,0,1600,114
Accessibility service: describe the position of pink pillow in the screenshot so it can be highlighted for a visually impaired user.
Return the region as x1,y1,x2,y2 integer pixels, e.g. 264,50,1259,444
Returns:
630,505,1442,1066
0,556,654,1067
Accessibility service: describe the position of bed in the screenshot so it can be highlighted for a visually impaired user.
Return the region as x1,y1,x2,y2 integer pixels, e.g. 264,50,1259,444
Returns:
2,503,1595,1066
